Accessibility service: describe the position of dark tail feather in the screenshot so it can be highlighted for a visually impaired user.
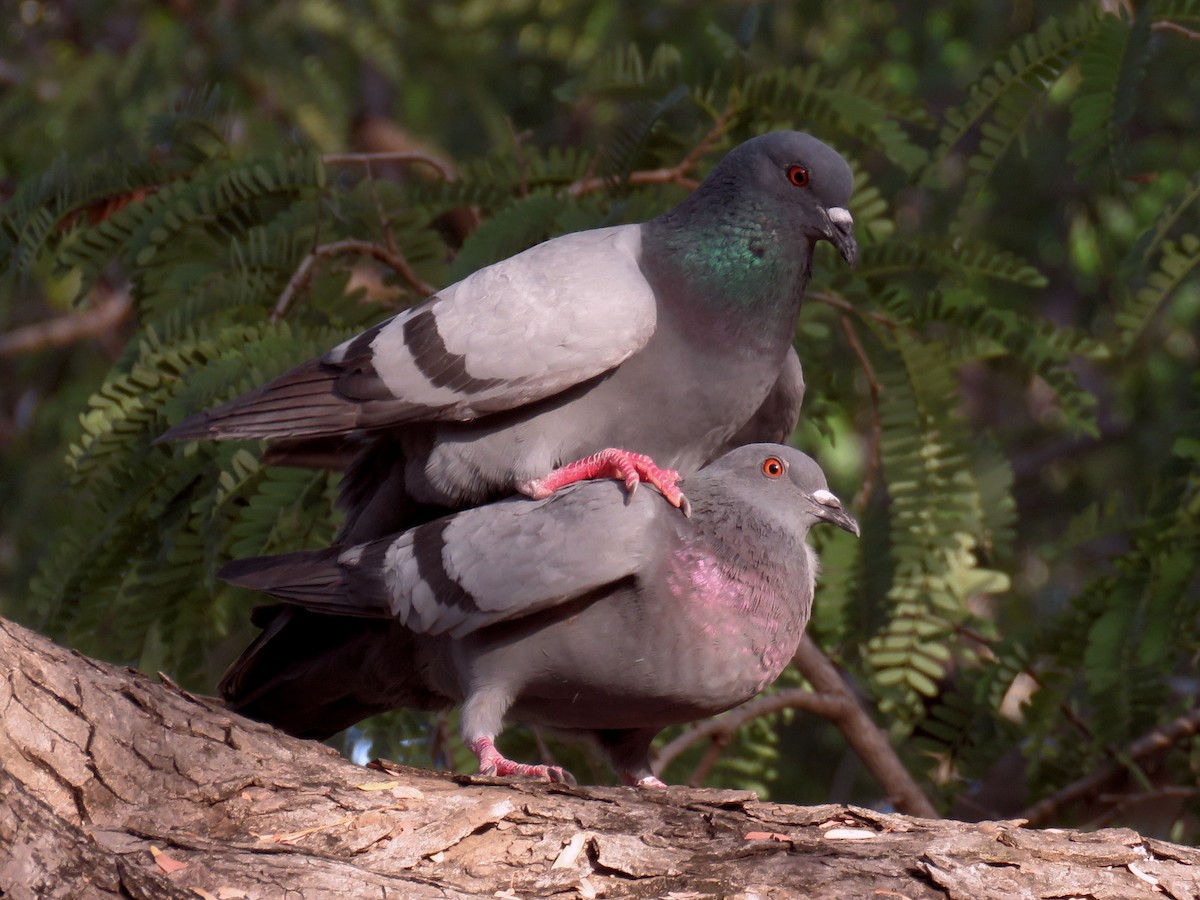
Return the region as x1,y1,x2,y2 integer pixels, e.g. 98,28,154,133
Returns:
157,359,361,443
261,435,363,470
335,436,450,543
219,548,391,618
219,605,447,739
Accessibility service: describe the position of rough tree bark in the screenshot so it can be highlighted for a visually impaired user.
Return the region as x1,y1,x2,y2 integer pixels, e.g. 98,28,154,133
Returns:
2,617,1199,900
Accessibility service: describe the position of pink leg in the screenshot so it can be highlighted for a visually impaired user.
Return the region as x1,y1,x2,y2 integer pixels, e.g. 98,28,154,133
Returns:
517,448,691,516
468,737,576,784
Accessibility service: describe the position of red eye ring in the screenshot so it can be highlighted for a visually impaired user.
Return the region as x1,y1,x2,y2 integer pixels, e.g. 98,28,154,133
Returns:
787,165,810,187
762,457,785,478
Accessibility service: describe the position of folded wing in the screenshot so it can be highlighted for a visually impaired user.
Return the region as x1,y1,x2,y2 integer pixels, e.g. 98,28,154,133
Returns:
220,481,663,639
162,225,657,442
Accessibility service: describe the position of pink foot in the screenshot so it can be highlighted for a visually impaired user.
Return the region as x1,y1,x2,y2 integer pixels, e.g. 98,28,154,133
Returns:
517,448,691,516
469,737,576,785
619,771,668,789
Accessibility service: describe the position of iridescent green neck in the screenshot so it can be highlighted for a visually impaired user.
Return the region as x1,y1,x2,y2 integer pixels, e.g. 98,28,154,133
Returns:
643,203,810,331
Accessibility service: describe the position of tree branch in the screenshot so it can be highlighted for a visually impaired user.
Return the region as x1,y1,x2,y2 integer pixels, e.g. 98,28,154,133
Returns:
655,688,848,778
794,636,940,819
1021,704,1200,827
567,105,737,198
806,291,902,330
0,287,132,358
1153,20,1200,41
271,239,436,322
4,616,1198,898
323,151,454,181
839,315,884,508
655,637,938,819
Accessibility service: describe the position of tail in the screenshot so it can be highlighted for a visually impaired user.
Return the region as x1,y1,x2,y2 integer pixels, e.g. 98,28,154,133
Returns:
219,546,392,618
157,359,362,443
219,604,447,739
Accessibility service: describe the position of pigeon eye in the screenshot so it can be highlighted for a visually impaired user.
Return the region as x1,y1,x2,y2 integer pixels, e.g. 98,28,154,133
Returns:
786,165,810,188
761,457,785,478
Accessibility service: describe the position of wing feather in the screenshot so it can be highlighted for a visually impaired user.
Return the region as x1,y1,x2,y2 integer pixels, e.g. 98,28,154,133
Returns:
162,224,656,442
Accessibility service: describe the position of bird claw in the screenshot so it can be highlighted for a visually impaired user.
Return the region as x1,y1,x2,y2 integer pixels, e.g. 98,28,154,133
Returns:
469,737,576,784
618,769,668,788
517,448,690,516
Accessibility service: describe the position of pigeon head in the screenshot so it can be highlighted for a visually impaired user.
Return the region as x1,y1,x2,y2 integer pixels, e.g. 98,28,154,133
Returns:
644,131,858,321
703,443,860,537
720,131,858,266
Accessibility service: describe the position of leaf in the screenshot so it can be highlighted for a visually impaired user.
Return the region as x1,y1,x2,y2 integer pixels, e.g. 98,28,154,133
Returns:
1067,7,1152,180
150,845,188,874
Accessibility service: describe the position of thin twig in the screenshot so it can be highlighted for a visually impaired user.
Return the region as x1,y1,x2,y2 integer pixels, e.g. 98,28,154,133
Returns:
567,104,737,198
1021,704,1200,827
362,159,400,257
689,733,735,786
1153,20,1200,41
840,315,883,508
1085,785,1200,831
509,120,533,198
807,291,901,330
271,239,436,322
322,152,454,181
655,687,847,778
653,636,939,819
0,287,132,357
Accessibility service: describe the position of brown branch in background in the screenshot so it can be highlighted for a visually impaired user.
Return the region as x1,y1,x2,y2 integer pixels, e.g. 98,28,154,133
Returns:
0,286,132,357
655,687,846,779
323,151,454,181
508,120,534,198
655,636,938,819
1153,20,1200,41
807,291,901,330
1021,704,1200,827
839,315,883,508
359,159,401,260
272,239,436,323
1087,786,1200,831
57,186,162,230
794,637,939,818
568,104,737,198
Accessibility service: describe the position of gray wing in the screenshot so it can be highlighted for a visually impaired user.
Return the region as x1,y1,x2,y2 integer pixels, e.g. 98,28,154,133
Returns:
162,225,657,442
364,481,663,638
220,481,665,640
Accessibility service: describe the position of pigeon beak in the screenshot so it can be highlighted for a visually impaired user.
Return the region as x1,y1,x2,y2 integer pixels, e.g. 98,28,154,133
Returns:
823,207,858,267
811,488,860,537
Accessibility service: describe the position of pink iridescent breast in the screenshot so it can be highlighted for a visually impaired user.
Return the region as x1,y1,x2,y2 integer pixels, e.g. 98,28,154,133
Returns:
665,541,807,697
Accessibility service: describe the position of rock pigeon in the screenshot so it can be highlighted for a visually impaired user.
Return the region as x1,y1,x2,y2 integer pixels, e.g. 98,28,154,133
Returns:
160,131,856,527
219,444,860,786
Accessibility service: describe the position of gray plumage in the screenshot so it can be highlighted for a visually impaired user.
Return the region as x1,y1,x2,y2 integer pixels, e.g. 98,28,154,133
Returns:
220,444,859,785
180,132,857,774
161,131,856,524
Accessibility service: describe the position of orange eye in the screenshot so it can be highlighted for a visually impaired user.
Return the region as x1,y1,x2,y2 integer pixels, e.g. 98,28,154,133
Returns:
787,165,809,187
762,457,785,478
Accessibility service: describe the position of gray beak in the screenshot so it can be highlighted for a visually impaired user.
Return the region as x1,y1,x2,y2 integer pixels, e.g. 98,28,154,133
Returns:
824,207,857,267
811,488,860,537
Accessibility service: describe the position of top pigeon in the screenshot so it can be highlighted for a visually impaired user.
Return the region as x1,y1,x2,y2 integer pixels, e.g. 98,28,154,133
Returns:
161,131,856,525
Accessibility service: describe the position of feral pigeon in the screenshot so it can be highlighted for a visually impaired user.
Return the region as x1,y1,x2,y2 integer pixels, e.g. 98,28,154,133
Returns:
219,444,859,786
161,131,856,526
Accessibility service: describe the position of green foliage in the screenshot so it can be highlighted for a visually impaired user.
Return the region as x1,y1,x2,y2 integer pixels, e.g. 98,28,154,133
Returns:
1067,7,1152,180
2,1,1199,834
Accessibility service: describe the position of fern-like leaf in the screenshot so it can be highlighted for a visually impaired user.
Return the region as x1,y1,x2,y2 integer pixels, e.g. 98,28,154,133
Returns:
1067,7,1152,180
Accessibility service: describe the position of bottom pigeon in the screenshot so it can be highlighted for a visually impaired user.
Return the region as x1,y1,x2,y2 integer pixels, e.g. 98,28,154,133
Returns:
219,443,859,786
